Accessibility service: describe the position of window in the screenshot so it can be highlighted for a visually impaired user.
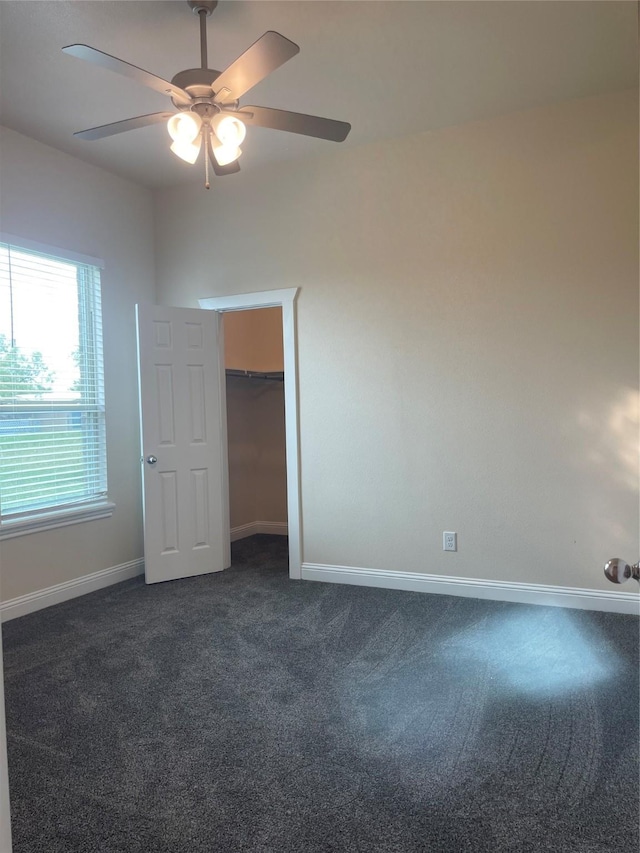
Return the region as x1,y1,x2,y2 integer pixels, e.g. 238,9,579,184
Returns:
0,236,113,538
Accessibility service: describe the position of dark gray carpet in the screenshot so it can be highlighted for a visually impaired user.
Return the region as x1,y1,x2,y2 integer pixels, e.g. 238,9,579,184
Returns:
3,535,639,852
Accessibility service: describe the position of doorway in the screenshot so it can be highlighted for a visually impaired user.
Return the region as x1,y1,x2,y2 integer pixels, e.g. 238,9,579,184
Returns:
199,289,301,579
224,306,287,541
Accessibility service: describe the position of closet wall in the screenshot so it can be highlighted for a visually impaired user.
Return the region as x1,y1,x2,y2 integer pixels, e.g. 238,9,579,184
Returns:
224,309,284,372
224,308,287,534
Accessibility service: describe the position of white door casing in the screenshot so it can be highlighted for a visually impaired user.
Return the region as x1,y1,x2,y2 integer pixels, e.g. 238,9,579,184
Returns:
199,288,302,580
136,304,230,584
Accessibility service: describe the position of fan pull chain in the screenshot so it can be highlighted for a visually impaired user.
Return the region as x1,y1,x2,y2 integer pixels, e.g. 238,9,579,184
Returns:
204,126,210,189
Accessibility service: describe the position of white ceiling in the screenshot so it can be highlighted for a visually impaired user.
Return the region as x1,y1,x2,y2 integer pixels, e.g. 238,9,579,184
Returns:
0,1,637,189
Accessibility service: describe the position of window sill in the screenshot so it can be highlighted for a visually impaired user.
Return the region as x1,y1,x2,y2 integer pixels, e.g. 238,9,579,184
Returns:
0,501,116,540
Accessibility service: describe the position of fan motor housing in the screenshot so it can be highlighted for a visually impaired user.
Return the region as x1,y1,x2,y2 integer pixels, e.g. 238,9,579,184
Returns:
170,68,220,105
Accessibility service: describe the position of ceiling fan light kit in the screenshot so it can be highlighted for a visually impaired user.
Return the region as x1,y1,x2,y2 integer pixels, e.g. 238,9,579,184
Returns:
62,0,351,188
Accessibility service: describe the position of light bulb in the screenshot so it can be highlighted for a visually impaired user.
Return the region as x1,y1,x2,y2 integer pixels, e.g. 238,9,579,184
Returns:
167,113,203,163
211,114,246,148
212,142,241,167
171,136,202,164
167,112,202,143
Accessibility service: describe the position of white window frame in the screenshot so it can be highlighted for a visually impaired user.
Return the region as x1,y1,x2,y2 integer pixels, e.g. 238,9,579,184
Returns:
0,233,114,540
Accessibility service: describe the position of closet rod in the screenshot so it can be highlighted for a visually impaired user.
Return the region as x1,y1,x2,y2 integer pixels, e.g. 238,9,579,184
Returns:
225,368,284,382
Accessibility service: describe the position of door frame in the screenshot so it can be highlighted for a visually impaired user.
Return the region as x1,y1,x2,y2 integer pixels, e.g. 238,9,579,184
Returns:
199,288,302,580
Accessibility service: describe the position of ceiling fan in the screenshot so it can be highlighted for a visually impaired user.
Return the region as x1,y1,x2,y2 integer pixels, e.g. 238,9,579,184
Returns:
63,0,351,187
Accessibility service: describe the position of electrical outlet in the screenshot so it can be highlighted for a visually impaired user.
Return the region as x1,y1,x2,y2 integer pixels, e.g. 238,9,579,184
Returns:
443,531,457,552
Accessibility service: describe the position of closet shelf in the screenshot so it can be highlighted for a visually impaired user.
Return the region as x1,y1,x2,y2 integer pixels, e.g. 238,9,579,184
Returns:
225,369,284,382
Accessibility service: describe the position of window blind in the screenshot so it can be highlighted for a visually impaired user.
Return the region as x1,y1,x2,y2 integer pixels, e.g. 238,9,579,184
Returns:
0,241,107,521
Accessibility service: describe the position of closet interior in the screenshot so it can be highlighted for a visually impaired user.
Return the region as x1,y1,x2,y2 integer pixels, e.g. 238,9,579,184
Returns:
223,307,288,541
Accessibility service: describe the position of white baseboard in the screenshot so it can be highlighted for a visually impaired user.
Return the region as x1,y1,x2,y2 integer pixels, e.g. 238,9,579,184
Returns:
231,521,288,542
301,562,640,615
3,553,634,622
1,528,289,621
0,559,145,622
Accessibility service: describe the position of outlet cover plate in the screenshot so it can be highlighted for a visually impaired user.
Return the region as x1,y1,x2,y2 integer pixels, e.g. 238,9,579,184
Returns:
443,531,457,552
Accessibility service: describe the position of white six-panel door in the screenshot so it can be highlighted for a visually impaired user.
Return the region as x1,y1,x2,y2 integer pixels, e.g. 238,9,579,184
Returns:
136,304,230,584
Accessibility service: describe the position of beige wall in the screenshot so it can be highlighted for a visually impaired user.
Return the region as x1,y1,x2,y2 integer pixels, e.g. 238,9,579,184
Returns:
155,91,639,594
225,377,258,528
226,378,287,529
0,127,155,601
253,382,287,523
224,307,284,372
227,376,287,529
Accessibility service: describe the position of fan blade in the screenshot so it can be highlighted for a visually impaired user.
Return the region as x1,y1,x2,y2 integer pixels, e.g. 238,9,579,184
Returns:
212,32,299,103
62,44,192,105
73,112,175,141
207,142,240,176
233,106,350,142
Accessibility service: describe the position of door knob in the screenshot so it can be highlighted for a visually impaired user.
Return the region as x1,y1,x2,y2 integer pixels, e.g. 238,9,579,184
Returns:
604,558,640,584
146,455,157,465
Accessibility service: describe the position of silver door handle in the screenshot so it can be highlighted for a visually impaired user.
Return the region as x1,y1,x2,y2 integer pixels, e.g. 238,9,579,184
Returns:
146,455,157,465
604,558,639,584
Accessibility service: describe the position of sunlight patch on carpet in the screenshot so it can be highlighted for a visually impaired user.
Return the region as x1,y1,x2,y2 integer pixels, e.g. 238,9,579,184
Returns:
440,608,618,697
